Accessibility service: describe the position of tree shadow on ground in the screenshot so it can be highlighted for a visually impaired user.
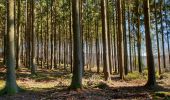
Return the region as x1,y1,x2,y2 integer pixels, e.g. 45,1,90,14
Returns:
1,85,169,100
108,85,170,99
0,65,169,100
17,70,72,82
15,85,170,99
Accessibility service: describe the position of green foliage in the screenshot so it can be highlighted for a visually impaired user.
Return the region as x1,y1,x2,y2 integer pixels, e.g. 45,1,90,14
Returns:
125,71,143,80
142,69,160,79
0,3,5,9
124,69,161,81
155,71,160,79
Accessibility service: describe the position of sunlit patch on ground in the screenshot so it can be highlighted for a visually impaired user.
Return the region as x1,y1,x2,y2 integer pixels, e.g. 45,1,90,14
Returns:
0,80,5,90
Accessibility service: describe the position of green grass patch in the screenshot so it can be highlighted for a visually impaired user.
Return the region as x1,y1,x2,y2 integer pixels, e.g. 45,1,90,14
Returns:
142,70,160,79
125,71,143,80
124,70,161,81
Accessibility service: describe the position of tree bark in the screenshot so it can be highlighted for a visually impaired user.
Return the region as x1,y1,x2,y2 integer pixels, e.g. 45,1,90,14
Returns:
136,0,142,73
128,6,132,72
160,0,166,69
143,0,156,87
117,0,124,79
101,0,111,81
70,0,83,89
154,0,161,75
16,0,21,70
30,0,36,75
4,0,19,94
123,0,128,75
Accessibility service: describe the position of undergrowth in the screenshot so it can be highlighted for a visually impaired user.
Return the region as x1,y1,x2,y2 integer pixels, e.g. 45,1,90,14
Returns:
124,70,162,81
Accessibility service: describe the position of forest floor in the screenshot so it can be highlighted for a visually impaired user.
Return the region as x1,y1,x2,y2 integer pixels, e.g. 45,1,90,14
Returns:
0,66,170,100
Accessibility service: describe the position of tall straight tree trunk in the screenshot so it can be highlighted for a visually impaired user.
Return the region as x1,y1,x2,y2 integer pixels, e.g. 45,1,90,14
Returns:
107,1,112,74
36,23,39,66
116,9,120,74
64,30,66,70
163,0,170,64
80,0,84,75
28,0,31,69
112,1,117,73
133,35,137,70
160,0,166,69
46,1,49,69
26,0,31,69
44,22,47,67
123,0,128,75
113,20,117,73
166,34,170,65
95,19,100,73
154,0,161,74
30,0,36,75
21,25,24,65
69,0,73,73
50,0,54,69
40,7,44,68
70,0,83,89
24,1,27,67
143,0,156,87
136,0,142,73
87,21,90,70
3,0,19,94
54,4,57,69
117,0,124,79
101,0,110,81
3,0,8,66
58,24,61,68
16,0,21,70
128,6,132,72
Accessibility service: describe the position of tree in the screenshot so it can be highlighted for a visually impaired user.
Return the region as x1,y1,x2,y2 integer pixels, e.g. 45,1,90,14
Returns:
101,0,110,81
1,0,19,94
160,0,166,69
163,0,170,65
107,0,113,74
123,0,128,75
69,0,73,72
16,0,21,70
143,0,156,87
128,5,132,72
117,0,124,79
70,0,83,89
95,17,100,73
30,0,36,75
154,0,161,75
136,0,142,73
